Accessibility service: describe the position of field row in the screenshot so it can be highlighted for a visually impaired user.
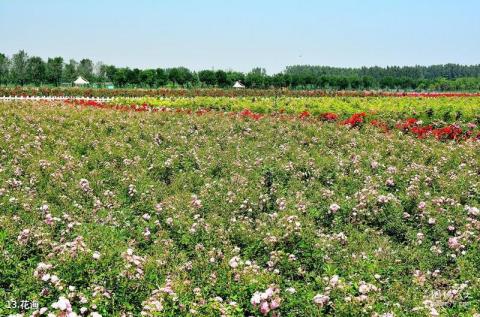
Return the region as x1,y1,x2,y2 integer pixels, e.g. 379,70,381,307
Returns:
112,96,480,122
2,86,480,98
10,98,480,143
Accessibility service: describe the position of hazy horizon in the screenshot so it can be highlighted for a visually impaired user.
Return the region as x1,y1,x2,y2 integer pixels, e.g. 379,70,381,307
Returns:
1,0,479,74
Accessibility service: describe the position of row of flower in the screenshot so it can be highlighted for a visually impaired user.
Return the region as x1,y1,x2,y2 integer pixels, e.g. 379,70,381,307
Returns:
2,86,480,98
111,96,480,123
62,99,480,142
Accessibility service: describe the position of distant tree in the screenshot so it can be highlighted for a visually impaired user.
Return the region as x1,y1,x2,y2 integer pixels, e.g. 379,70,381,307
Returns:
215,70,228,87
155,68,168,86
198,70,217,86
362,76,375,89
126,68,141,86
94,62,107,83
63,59,78,83
245,67,267,88
46,57,64,86
0,53,9,85
113,68,128,87
105,65,118,83
168,67,193,86
77,59,94,81
140,69,156,87
10,50,29,86
226,71,245,86
26,56,46,86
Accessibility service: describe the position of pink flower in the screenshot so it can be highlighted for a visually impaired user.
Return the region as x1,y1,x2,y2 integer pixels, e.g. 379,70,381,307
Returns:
191,194,202,209
313,293,329,307
229,256,240,269
270,298,281,309
448,237,462,250
259,301,270,315
329,203,340,213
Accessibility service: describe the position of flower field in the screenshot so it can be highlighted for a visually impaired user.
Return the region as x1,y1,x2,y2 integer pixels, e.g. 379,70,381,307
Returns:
2,86,480,98
1,98,480,316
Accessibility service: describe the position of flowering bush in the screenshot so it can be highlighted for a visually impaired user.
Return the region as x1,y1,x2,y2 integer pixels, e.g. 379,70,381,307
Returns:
1,99,480,316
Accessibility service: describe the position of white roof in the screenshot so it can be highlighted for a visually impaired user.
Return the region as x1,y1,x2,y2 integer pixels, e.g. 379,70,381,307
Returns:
74,76,89,85
233,81,245,88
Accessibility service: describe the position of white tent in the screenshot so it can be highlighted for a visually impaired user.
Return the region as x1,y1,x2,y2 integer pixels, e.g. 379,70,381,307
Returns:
233,81,245,89
74,76,89,86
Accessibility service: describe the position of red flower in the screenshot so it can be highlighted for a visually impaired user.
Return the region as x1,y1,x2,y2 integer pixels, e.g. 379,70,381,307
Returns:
240,109,263,121
320,112,339,121
299,111,310,119
341,112,366,127
396,118,418,131
431,125,463,140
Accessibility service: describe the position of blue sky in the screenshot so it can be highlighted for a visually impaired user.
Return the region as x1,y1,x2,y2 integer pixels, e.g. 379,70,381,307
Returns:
1,0,479,73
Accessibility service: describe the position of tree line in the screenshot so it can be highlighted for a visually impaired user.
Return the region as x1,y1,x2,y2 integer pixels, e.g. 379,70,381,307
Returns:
1,50,480,91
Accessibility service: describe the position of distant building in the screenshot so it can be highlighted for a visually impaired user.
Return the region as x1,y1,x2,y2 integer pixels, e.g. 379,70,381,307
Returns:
74,76,89,86
233,81,245,89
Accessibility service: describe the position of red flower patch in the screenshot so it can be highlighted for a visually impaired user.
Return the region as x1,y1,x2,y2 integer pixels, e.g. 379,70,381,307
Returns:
341,112,366,127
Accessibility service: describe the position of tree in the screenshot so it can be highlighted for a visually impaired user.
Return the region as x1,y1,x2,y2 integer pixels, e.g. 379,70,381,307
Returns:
26,56,46,86
155,68,168,87
140,69,156,87
105,65,118,83
63,59,78,83
0,53,9,85
226,71,245,87
126,68,141,86
271,73,286,88
77,59,94,81
245,67,267,88
198,70,217,86
215,70,228,87
94,62,107,83
168,67,193,86
46,57,64,86
10,50,29,86
113,68,128,87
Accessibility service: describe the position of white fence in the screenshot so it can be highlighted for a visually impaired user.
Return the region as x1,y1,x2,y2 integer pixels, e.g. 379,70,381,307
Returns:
0,96,114,102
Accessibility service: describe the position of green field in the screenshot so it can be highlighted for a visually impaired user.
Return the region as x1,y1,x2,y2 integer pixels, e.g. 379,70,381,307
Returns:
1,100,480,316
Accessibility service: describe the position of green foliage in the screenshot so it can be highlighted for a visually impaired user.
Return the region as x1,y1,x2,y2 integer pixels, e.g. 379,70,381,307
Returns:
0,98,480,316
3,50,480,90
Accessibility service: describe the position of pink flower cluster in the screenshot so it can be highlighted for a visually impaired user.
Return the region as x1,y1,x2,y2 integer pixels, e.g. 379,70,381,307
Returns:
250,286,281,316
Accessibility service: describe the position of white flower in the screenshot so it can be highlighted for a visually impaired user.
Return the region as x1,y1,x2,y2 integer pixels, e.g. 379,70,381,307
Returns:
50,275,59,284
228,256,240,269
92,251,101,260
250,292,262,305
51,296,71,311
329,203,340,213
286,287,296,294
